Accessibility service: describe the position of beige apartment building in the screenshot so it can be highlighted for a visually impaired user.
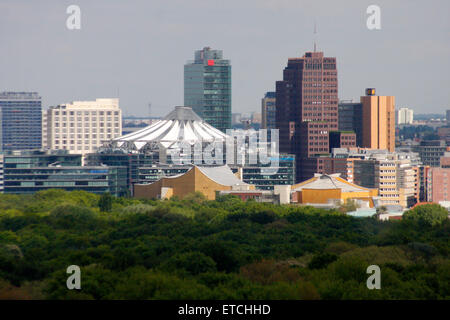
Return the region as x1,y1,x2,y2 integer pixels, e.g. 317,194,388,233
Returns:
322,149,420,208
361,88,395,152
43,98,122,155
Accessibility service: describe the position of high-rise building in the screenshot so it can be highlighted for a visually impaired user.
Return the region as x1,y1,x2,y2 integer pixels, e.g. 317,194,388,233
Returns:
184,47,231,132
261,92,276,129
446,110,450,126
0,92,42,151
338,101,363,146
361,88,395,152
44,98,122,156
276,51,338,182
397,107,414,125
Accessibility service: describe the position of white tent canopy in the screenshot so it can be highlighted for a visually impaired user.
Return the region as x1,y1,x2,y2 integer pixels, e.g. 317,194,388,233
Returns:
112,106,228,151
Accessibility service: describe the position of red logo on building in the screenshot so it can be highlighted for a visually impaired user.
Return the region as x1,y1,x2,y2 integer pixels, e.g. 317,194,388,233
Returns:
207,59,215,66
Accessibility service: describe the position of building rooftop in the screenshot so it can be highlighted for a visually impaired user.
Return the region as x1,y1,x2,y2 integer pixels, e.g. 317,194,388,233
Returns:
112,106,228,150
292,173,371,193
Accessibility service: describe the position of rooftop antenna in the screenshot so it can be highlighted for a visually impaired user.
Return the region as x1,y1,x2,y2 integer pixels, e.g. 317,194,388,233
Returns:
313,19,317,52
148,102,152,119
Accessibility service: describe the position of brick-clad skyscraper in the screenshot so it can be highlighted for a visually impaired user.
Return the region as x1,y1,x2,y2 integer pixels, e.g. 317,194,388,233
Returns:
276,51,338,182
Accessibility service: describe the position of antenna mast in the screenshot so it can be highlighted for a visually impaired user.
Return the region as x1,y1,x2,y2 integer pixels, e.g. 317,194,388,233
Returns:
314,20,317,52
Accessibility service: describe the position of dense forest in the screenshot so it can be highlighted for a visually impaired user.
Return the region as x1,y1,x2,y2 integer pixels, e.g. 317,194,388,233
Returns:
0,189,449,299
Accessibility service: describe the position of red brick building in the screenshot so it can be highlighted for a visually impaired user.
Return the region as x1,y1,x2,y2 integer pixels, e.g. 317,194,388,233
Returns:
426,167,450,203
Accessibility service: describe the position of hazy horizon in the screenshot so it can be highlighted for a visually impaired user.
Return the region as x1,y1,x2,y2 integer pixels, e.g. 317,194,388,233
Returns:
0,0,449,117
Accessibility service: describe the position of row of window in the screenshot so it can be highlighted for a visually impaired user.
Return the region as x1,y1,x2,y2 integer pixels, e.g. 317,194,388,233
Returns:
53,122,120,128
53,128,119,134
53,110,119,116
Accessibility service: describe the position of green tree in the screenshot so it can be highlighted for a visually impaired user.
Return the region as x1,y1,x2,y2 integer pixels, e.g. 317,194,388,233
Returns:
98,192,112,212
403,204,449,227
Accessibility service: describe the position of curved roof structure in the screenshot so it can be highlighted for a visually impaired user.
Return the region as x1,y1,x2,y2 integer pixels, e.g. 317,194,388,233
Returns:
292,173,372,193
112,106,228,150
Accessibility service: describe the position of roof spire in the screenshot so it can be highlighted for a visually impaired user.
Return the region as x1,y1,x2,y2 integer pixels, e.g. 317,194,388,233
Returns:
313,19,317,52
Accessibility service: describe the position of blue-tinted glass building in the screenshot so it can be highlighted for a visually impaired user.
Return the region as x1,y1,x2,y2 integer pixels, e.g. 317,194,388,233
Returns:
184,47,231,132
0,92,42,151
1,150,128,196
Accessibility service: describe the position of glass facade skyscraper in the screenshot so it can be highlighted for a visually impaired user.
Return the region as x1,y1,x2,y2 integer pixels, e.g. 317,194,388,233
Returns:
184,47,231,132
0,92,42,151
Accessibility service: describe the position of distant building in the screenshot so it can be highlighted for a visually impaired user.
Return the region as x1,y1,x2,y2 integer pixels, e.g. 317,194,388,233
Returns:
261,92,276,129
86,150,156,193
251,112,262,124
329,131,356,152
134,165,254,200
44,98,122,156
42,110,48,150
413,140,447,167
184,47,231,132
322,148,421,208
397,107,414,125
1,150,127,196
441,152,450,168
361,88,395,152
447,110,450,126
239,154,296,190
136,154,296,191
291,173,378,208
437,127,450,146
338,101,363,146
0,92,42,151
232,113,242,126
424,167,450,203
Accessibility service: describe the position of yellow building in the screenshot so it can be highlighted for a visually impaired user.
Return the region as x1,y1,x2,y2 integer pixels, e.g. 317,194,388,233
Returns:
133,165,254,200
361,88,395,152
291,173,378,207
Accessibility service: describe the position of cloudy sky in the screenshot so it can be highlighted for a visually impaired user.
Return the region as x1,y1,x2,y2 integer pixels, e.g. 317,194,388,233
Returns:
0,0,448,117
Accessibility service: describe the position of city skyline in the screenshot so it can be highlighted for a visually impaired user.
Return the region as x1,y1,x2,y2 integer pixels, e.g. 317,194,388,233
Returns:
0,0,448,117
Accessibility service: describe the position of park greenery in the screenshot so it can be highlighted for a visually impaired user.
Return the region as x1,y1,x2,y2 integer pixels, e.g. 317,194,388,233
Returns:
0,189,449,299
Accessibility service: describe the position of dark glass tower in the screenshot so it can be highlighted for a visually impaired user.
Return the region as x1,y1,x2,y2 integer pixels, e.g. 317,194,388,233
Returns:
184,47,231,132
0,92,42,151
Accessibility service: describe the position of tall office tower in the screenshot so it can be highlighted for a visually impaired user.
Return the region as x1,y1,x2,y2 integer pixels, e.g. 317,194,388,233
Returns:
45,98,122,155
42,109,48,150
397,107,414,125
184,47,232,132
276,51,338,182
0,92,42,151
446,110,450,126
338,101,363,146
261,92,276,129
361,88,395,152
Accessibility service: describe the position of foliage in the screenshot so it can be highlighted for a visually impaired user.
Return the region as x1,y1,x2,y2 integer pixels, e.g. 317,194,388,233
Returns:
98,193,113,212
0,190,449,299
403,204,449,227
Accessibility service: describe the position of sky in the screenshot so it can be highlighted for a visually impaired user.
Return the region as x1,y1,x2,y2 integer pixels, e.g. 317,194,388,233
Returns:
0,0,449,117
